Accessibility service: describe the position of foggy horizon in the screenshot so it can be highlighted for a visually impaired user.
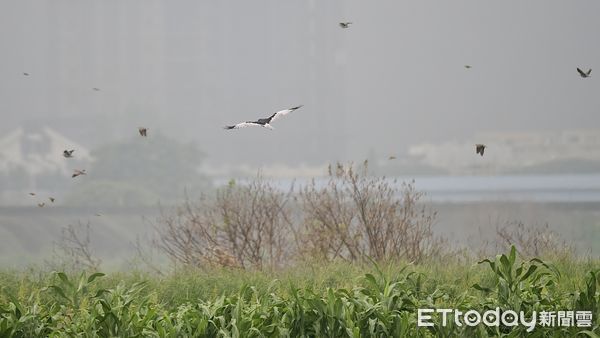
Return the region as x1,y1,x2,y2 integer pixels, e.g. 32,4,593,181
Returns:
1,0,599,169
0,0,598,277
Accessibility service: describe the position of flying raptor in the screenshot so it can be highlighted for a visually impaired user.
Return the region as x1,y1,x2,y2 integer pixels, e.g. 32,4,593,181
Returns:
224,105,303,130
577,68,592,78
72,169,87,178
475,144,486,156
63,149,75,158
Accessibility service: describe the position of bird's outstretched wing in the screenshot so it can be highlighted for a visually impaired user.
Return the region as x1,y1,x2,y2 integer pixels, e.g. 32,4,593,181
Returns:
587,69,592,76
224,122,264,130
577,68,587,77
269,105,303,123
72,169,86,177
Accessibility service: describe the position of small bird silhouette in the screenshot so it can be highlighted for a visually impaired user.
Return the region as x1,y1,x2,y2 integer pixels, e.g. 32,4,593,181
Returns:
475,144,486,156
37,202,45,208
49,197,55,203
72,169,87,178
139,127,148,137
23,72,29,76
63,149,75,158
388,156,397,160
577,68,592,78
92,87,100,91
29,192,36,196
339,22,352,29
464,65,472,69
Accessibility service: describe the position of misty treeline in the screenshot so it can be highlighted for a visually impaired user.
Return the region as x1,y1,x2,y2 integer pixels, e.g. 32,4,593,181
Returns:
51,162,576,273
67,134,209,206
136,161,570,271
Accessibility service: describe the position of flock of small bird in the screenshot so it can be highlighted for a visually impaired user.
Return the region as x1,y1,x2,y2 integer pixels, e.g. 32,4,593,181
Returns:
222,22,592,160
24,20,592,207
29,115,148,207
28,192,55,208
469,67,591,158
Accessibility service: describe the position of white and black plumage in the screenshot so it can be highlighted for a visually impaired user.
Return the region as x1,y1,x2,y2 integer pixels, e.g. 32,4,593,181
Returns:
63,149,75,158
577,68,592,78
475,144,486,156
339,22,352,28
224,105,303,130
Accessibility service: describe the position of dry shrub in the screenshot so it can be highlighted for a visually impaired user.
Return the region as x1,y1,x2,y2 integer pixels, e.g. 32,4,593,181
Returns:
495,220,574,258
156,162,445,269
155,177,293,270
298,161,442,263
129,235,165,276
49,221,101,272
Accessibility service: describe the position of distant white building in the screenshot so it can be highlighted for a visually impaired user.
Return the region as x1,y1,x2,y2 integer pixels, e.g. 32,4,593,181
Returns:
0,127,93,204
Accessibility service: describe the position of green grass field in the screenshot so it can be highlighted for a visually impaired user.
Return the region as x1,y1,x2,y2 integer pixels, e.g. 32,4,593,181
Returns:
1,247,598,337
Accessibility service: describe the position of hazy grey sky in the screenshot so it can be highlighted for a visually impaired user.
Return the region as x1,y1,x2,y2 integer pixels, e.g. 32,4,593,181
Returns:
0,0,598,166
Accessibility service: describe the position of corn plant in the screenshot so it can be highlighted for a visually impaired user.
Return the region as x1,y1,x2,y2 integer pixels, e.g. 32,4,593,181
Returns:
0,253,598,337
